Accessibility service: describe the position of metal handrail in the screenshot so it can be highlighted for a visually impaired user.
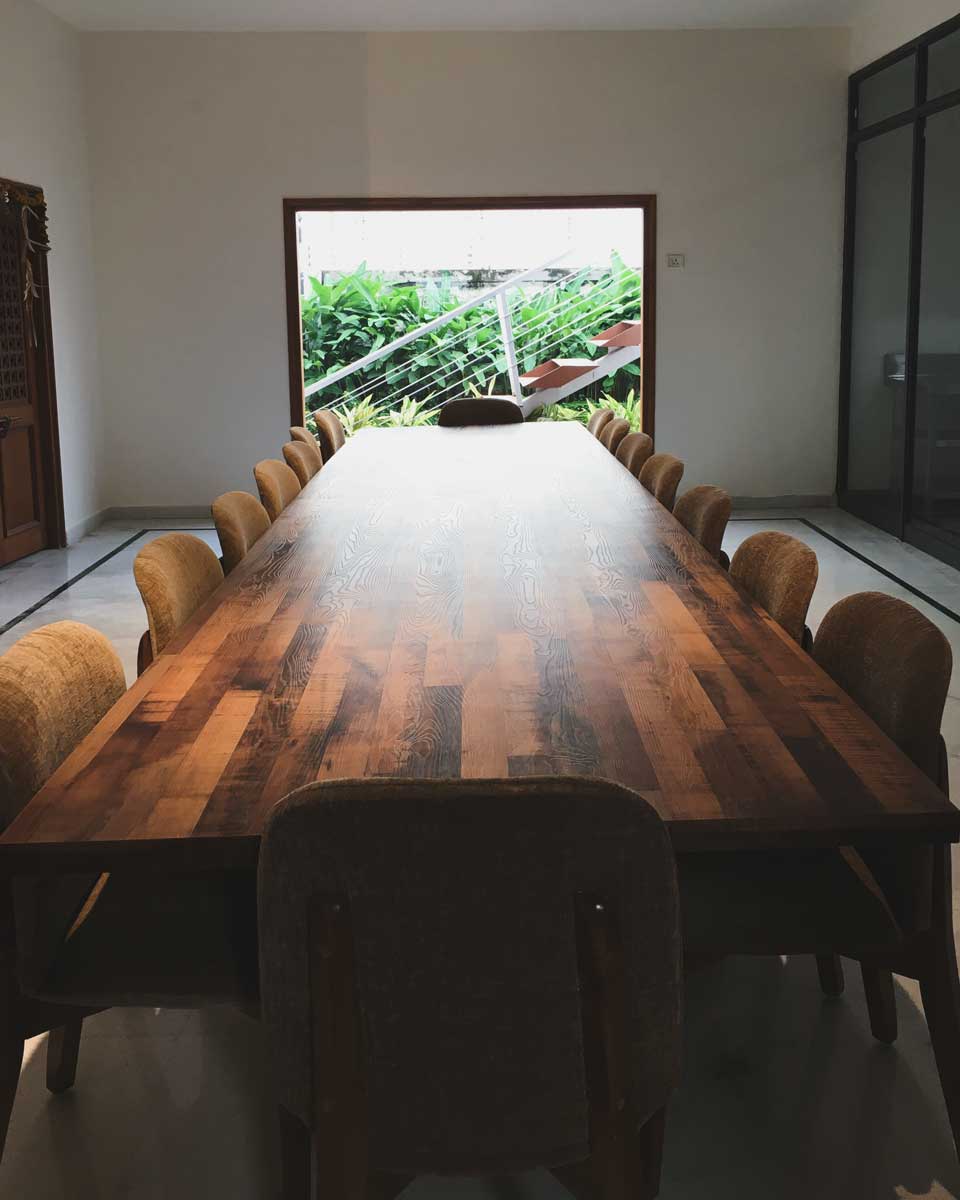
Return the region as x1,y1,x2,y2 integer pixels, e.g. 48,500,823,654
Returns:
327,266,639,413
303,254,567,399
333,270,641,415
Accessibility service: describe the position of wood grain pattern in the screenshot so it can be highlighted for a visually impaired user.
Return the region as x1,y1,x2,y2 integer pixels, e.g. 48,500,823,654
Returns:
1,423,957,873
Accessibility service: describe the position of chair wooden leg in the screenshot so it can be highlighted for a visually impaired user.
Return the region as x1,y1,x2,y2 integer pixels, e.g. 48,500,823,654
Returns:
816,954,845,997
0,974,23,1163
860,965,898,1044
632,1106,667,1199
918,845,960,1160
279,1106,312,1200
46,1018,83,1094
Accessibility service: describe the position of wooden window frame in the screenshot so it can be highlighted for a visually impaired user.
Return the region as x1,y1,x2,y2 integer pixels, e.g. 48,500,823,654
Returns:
282,195,657,441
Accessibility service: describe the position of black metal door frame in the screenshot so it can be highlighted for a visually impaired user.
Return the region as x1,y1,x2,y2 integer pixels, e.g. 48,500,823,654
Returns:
838,11,960,569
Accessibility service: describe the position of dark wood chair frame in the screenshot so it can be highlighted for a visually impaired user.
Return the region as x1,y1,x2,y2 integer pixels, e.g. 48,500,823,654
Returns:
279,892,667,1200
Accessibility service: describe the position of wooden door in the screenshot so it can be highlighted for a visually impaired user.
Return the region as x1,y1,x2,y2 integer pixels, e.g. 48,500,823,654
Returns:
0,181,63,565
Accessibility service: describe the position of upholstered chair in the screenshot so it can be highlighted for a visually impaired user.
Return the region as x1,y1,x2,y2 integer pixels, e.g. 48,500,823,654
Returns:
616,431,654,477
811,591,953,1040
680,592,952,1069
673,485,732,566
133,533,224,673
313,409,346,460
212,491,271,574
254,458,302,524
282,440,323,488
289,426,323,460
587,408,614,438
638,454,685,512
598,417,630,455
437,397,524,427
259,776,682,1200
0,622,258,1162
730,531,818,646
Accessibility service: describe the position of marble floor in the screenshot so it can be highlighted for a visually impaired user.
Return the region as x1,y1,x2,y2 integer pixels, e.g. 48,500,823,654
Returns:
1,508,960,1198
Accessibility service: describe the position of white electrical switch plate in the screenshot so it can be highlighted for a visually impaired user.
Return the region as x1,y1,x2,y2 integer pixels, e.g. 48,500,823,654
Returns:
666,253,685,269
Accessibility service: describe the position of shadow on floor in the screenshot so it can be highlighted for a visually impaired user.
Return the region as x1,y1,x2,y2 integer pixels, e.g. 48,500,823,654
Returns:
2,955,959,1199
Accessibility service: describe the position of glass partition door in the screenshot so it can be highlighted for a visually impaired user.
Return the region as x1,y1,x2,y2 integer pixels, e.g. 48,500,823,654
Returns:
840,14,960,567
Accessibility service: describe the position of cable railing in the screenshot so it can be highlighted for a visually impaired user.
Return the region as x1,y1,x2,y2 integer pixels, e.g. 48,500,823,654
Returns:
332,267,639,416
300,253,642,421
330,262,596,409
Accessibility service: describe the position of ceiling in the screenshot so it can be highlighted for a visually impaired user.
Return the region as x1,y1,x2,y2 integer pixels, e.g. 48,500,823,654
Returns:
38,0,862,33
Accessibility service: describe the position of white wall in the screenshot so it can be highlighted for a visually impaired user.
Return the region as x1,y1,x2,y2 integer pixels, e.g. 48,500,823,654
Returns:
850,0,959,70
0,0,102,538
84,28,849,506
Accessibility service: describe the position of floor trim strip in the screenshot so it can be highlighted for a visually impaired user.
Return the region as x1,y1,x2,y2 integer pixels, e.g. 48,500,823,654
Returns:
730,516,960,628
0,528,216,638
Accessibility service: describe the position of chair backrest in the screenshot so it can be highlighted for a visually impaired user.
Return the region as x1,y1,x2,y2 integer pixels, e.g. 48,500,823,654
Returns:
673,485,732,563
282,439,323,488
313,409,346,460
615,431,654,476
813,592,952,787
438,396,524,427
0,621,126,830
598,417,630,454
586,408,614,438
133,532,224,657
259,776,681,1175
211,490,271,574
289,426,323,459
638,453,685,512
730,531,819,644
254,458,302,523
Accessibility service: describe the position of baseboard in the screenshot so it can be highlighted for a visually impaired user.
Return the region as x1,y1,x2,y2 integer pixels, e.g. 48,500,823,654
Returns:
102,505,211,522
731,494,837,510
66,507,109,545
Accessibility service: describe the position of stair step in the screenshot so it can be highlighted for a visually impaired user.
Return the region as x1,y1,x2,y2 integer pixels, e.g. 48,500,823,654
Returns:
589,320,643,351
519,358,596,390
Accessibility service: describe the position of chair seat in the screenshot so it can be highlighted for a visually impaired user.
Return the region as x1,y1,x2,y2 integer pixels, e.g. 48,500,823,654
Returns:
678,849,903,957
28,870,258,1008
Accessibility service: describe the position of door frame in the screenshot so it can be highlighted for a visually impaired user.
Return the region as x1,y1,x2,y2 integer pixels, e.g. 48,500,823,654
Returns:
0,176,66,552
282,194,656,441
837,13,960,568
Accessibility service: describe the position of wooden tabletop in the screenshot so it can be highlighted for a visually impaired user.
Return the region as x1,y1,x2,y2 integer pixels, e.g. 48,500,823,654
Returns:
2,423,957,871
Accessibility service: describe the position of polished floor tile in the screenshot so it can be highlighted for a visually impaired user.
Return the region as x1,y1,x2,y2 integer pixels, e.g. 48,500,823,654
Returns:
1,510,960,1198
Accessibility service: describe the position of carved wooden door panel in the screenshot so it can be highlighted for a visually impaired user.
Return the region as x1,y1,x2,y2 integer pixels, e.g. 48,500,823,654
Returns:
0,190,51,565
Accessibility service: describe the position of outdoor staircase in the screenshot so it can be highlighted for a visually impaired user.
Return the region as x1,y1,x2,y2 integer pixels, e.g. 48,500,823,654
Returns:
517,319,642,414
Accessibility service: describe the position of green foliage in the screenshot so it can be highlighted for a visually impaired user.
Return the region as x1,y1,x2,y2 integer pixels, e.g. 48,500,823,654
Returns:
531,389,643,431
301,255,642,424
380,396,439,427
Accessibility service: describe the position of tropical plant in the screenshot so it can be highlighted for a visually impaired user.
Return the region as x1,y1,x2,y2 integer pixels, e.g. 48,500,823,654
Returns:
380,396,440,427
300,254,643,424
531,388,643,431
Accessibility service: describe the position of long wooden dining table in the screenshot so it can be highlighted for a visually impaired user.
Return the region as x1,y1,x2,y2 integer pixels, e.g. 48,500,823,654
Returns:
4,419,960,1156
1,421,958,870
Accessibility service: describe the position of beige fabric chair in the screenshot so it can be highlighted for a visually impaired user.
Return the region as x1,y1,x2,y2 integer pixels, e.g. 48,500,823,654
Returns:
730,531,818,646
638,453,684,512
133,533,224,673
313,409,346,460
616,431,654,477
259,776,681,1200
681,592,953,1065
254,458,302,524
598,417,630,455
809,591,953,1038
212,491,271,574
437,397,524,427
586,409,614,438
673,485,732,566
0,622,257,1162
289,426,323,460
282,440,323,488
